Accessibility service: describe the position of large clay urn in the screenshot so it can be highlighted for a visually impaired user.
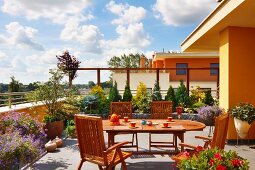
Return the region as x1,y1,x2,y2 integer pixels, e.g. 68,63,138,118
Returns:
234,117,251,139
45,120,64,140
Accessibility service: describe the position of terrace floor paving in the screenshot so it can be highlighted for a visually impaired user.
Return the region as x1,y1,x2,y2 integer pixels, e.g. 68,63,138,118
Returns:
32,127,255,170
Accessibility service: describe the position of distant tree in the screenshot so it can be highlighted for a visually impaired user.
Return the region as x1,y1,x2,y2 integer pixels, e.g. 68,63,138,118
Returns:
165,85,177,111
122,81,132,102
0,83,8,93
8,76,21,92
27,82,39,91
108,53,148,68
56,51,81,88
151,81,162,101
203,90,214,106
176,80,190,107
101,81,113,89
108,81,121,102
88,81,96,88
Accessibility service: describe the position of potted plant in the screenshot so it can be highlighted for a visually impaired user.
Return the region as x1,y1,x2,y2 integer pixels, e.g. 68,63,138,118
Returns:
28,69,67,139
178,147,249,170
229,103,255,138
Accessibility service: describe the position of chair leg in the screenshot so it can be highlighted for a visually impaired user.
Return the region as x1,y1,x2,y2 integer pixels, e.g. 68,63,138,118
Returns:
149,133,151,151
135,133,139,151
77,159,85,170
121,161,127,170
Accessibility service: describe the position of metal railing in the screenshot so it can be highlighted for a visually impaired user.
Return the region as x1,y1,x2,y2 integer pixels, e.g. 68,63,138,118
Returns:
0,92,30,108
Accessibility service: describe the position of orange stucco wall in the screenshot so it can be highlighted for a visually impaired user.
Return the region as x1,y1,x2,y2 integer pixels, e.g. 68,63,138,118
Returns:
0,105,47,122
220,27,255,140
160,58,219,82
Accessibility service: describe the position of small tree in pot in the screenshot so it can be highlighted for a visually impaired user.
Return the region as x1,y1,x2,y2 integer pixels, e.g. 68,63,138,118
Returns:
229,103,255,138
28,69,67,139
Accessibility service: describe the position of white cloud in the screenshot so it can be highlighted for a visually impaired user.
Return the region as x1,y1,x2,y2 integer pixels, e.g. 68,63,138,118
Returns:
153,0,217,26
103,1,150,58
0,51,6,59
1,0,93,24
0,22,44,51
102,23,150,50
106,0,146,25
60,21,103,53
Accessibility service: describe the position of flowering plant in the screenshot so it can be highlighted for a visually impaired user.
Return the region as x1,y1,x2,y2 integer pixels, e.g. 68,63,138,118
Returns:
178,148,249,170
0,132,43,169
228,103,255,124
197,105,223,125
0,112,46,146
0,112,46,169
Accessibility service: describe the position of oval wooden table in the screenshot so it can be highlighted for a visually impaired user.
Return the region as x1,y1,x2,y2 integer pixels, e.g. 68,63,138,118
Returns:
102,119,206,154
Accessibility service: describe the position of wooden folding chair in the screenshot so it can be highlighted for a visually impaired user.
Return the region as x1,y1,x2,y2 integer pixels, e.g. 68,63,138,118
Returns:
75,115,132,170
171,113,229,162
149,101,174,150
110,102,139,151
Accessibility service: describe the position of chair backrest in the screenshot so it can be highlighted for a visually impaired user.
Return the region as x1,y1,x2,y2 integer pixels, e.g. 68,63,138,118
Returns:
75,115,106,161
211,113,229,149
150,101,173,119
110,102,132,118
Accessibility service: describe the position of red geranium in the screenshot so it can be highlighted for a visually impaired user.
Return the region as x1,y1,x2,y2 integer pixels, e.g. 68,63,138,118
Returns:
209,158,215,167
232,158,243,167
196,145,203,152
216,164,227,170
214,153,222,161
181,151,190,157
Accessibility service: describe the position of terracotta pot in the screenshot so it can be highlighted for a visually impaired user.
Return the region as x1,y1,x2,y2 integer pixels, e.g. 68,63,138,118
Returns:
45,121,64,140
234,117,251,139
45,140,57,152
53,136,64,148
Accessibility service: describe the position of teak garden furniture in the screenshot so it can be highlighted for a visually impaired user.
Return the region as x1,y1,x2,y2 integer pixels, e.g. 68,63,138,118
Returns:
75,115,132,170
110,102,139,151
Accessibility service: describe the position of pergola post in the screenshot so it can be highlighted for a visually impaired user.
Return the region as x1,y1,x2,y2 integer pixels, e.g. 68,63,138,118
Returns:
127,70,130,86
97,69,101,86
217,67,219,99
156,69,159,84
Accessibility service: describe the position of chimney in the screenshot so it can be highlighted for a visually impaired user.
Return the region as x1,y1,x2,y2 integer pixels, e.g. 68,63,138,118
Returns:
140,54,146,68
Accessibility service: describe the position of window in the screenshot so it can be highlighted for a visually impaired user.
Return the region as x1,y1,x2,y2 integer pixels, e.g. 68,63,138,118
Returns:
210,63,219,75
176,63,188,75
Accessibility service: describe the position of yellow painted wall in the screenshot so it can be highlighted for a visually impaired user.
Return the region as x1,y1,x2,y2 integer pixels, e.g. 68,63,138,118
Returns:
0,105,47,122
219,26,255,140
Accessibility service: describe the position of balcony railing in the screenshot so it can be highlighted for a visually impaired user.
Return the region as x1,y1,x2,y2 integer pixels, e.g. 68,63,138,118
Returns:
0,92,30,108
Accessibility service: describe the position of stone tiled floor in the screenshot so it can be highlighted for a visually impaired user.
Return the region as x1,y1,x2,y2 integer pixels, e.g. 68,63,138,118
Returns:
32,127,255,170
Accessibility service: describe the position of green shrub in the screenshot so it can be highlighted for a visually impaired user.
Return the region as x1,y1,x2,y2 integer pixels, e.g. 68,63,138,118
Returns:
122,81,132,102
65,120,76,138
151,81,162,101
189,86,205,105
203,90,214,106
192,102,206,112
132,82,151,113
108,81,121,102
176,80,190,107
165,85,177,111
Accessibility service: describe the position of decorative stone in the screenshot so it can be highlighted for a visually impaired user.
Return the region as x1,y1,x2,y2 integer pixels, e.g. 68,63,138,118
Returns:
53,136,64,148
45,140,57,152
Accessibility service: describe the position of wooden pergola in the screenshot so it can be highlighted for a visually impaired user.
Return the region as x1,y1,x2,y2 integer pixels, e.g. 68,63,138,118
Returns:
76,67,219,96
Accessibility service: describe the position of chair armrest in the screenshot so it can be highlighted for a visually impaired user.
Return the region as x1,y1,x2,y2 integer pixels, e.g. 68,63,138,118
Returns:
195,136,212,141
179,143,197,149
105,141,129,154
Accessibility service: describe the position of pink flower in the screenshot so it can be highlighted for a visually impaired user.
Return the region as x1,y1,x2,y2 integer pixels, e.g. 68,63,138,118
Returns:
216,164,227,170
196,145,203,152
214,153,222,161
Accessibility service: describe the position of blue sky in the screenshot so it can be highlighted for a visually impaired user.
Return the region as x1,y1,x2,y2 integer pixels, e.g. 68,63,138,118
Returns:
0,0,217,84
